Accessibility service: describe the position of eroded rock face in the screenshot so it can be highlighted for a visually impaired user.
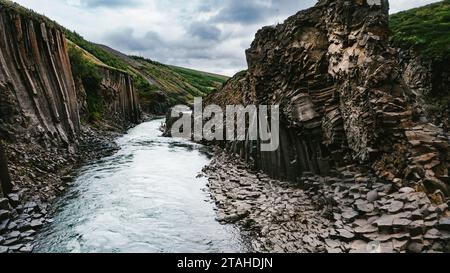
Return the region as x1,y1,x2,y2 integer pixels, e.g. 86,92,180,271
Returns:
0,4,143,252
0,142,12,197
398,50,450,130
73,66,141,129
205,0,450,195
139,90,169,116
96,67,141,126
0,8,80,144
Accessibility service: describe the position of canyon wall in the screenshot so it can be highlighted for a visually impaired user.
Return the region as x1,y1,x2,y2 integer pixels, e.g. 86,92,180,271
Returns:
0,142,12,197
96,67,140,126
205,0,450,196
0,5,140,199
0,7,80,145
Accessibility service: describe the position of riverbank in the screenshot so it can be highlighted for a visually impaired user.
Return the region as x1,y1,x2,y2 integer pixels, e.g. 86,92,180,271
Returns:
0,118,146,253
204,150,450,253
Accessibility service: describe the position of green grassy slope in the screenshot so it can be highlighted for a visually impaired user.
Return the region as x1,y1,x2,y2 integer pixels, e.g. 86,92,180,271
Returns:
100,51,227,105
69,35,228,106
390,0,450,59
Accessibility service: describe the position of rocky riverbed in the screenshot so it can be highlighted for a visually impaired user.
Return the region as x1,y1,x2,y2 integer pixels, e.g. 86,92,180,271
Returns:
204,151,450,253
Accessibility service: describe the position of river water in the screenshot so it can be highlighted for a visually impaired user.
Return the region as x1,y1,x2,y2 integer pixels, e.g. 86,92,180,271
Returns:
34,119,247,253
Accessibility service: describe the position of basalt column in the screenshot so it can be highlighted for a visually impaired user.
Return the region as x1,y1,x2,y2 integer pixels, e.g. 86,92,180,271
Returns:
0,7,81,144
0,142,12,196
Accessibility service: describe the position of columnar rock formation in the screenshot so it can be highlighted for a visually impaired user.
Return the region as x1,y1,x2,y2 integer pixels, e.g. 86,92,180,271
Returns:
96,67,140,125
205,0,450,197
0,4,140,198
0,7,80,145
0,3,143,252
0,142,12,197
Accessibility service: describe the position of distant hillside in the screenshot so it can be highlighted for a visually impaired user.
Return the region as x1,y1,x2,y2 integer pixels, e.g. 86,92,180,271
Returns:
97,45,227,105
67,33,228,113
390,0,450,59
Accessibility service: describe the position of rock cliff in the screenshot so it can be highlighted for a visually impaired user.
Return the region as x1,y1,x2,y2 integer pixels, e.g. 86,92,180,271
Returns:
0,142,12,197
86,67,140,128
201,1,450,252
205,0,450,197
0,3,140,202
0,7,80,144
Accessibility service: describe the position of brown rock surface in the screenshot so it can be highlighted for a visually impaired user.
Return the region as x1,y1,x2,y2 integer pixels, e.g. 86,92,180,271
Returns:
398,50,450,130
95,67,141,127
0,8,80,144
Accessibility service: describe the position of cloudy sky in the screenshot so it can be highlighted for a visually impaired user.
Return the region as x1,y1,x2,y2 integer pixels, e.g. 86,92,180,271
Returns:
13,0,442,76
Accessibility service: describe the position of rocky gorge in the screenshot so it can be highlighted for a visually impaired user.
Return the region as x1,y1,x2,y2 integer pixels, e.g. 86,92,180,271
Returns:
0,0,449,254
0,2,141,253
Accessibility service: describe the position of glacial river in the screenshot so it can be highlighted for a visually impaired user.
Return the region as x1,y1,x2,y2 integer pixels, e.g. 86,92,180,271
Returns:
34,119,247,253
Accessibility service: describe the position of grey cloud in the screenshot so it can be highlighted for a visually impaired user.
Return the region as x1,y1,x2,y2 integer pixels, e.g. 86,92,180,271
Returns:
104,26,244,74
91,0,323,74
207,0,317,24
77,0,142,8
15,0,440,75
270,0,317,14
188,22,222,41
89,0,439,75
212,1,271,24
105,28,162,51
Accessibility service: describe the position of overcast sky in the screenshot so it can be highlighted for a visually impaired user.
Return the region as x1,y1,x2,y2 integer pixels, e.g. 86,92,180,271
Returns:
13,0,442,76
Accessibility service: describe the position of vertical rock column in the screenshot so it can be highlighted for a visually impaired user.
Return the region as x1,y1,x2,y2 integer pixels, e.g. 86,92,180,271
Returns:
96,67,141,126
0,142,12,196
0,9,81,145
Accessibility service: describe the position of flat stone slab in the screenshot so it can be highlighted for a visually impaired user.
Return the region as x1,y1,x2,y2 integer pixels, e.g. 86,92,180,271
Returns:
438,217,450,231
387,201,404,213
0,246,8,253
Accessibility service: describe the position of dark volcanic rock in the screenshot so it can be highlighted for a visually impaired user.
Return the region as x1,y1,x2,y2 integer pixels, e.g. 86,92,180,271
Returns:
398,49,450,130
0,209,10,221
6,193,19,206
204,151,450,253
366,190,379,202
439,217,450,231
0,246,8,253
0,143,12,196
0,198,10,210
30,219,43,229
387,201,404,214
342,210,359,222
407,242,425,253
336,229,355,241
203,0,450,197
